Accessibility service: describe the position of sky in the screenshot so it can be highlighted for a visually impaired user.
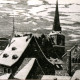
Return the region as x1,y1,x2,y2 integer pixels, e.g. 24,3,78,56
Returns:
0,0,80,46
48,0,80,4
0,0,79,5
27,0,80,4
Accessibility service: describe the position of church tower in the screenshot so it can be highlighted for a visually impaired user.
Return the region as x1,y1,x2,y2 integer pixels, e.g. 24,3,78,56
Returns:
49,0,65,58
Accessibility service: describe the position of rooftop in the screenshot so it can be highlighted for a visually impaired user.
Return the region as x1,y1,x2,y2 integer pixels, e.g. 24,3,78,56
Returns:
14,58,36,79
41,75,71,80
0,36,32,67
0,73,11,79
71,70,80,80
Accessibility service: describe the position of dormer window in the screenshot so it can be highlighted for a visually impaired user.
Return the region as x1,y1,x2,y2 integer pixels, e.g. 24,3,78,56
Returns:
3,54,9,58
12,47,17,51
4,68,12,73
12,55,18,59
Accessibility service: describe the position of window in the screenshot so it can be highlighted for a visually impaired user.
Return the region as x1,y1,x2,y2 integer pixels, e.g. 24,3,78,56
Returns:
4,68,7,73
4,68,12,73
12,47,17,50
12,55,18,59
0,66,4,74
3,54,9,58
8,69,11,73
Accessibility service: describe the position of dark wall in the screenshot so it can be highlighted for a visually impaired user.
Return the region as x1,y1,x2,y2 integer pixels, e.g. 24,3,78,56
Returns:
52,46,65,58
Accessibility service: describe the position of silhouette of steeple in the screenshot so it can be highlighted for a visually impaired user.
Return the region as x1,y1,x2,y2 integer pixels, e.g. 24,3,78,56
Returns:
9,16,15,46
53,0,61,31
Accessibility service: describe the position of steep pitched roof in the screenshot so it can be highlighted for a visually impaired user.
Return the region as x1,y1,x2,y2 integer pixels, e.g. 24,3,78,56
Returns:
41,75,71,80
0,36,32,67
14,58,44,79
14,58,36,79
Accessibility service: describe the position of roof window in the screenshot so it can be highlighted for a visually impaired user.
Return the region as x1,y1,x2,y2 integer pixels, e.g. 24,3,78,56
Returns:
12,55,18,59
26,38,28,42
12,47,17,51
3,54,9,58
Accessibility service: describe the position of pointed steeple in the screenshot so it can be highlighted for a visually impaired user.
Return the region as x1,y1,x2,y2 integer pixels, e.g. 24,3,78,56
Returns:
53,0,61,31
9,16,15,46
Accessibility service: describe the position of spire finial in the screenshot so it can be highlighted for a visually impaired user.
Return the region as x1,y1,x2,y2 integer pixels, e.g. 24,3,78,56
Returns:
53,0,61,31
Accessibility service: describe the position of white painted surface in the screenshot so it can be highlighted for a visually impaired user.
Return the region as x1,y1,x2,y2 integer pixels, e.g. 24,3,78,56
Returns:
14,58,35,79
71,70,80,80
41,75,71,80
0,73,11,79
0,36,31,66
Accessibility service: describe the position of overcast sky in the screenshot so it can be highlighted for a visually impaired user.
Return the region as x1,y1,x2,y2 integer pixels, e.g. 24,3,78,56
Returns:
27,0,80,4
0,0,80,44
0,0,79,4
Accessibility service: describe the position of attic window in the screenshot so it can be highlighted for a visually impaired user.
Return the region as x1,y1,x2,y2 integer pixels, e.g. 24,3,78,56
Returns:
26,38,28,42
3,54,9,58
12,55,18,59
12,47,17,50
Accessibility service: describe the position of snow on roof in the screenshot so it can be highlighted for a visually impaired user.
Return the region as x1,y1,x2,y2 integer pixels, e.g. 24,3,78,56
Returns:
41,75,71,80
14,58,36,79
71,70,80,80
49,31,61,36
16,58,31,74
0,73,11,79
0,36,32,67
50,57,64,65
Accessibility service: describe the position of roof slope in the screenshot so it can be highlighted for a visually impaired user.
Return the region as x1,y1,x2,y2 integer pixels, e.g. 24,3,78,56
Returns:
14,58,44,79
41,75,71,80
14,58,36,79
0,36,31,66
71,70,80,80
0,73,11,79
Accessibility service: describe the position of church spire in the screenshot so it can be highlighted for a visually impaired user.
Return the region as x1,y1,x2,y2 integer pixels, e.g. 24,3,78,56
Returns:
53,0,61,31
